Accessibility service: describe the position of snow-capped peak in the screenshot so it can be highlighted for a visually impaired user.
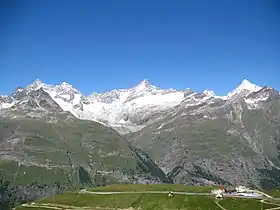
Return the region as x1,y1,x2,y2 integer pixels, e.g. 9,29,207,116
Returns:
27,79,45,90
134,79,156,91
239,79,259,89
33,78,42,85
203,89,215,97
15,87,25,92
227,79,262,98
60,82,72,87
55,81,79,93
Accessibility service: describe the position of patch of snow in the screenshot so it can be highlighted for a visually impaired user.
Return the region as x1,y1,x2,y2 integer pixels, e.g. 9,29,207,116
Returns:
0,102,13,109
245,95,269,104
129,91,184,106
118,119,127,124
16,88,24,92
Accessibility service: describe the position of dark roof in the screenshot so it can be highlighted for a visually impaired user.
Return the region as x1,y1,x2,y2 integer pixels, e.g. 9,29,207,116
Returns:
225,187,236,191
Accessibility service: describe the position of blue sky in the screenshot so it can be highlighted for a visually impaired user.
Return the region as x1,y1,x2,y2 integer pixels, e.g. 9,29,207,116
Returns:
1,0,279,95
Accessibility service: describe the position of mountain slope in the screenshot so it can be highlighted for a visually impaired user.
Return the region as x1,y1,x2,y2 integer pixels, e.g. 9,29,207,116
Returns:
0,117,172,209
128,88,280,189
0,116,170,185
1,78,279,190
0,83,174,209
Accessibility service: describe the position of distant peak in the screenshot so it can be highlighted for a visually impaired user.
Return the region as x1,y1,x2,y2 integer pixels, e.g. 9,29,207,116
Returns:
33,78,42,85
15,87,25,92
139,79,151,87
134,79,154,91
227,79,262,98
237,79,261,90
57,81,80,93
203,89,215,97
60,81,72,87
240,79,254,86
27,78,45,90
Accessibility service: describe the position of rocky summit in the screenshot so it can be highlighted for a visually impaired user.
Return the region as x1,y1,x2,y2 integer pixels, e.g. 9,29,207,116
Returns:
0,79,280,191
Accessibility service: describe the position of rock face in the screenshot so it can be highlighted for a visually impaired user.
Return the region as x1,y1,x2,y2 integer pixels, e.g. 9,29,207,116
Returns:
11,88,63,112
0,78,280,189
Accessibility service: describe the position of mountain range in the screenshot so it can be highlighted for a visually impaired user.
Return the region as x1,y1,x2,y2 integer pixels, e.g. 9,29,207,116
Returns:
1,79,276,134
0,79,280,190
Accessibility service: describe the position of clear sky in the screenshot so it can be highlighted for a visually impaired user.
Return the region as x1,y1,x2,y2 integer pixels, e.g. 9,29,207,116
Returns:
1,0,279,95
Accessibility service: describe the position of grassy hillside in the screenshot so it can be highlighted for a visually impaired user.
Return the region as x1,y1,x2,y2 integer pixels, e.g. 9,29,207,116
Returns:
0,118,171,209
0,117,170,185
15,184,280,210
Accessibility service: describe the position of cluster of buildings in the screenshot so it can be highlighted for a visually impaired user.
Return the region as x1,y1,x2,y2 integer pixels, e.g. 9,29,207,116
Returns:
211,185,265,199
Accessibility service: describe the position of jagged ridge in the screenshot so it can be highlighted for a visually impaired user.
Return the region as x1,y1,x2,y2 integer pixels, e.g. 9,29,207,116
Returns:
1,79,278,134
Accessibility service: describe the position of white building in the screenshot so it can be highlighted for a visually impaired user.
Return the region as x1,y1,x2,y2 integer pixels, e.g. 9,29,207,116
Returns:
236,186,249,193
211,189,224,195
